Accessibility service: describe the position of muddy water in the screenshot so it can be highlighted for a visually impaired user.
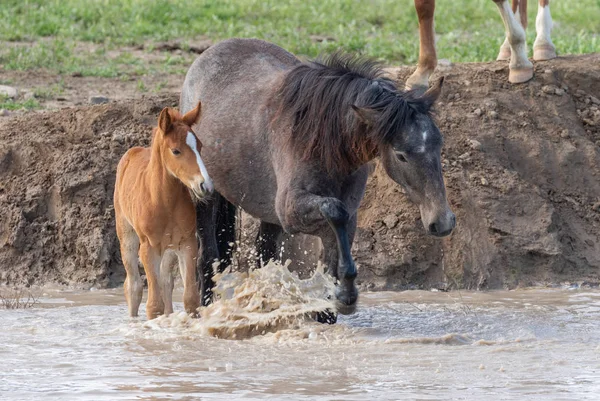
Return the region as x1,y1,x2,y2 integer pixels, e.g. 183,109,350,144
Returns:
1,267,599,400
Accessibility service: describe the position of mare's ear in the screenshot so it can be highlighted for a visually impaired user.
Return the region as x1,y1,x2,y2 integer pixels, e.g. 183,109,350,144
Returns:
351,105,379,127
158,107,172,134
419,76,444,110
182,101,202,127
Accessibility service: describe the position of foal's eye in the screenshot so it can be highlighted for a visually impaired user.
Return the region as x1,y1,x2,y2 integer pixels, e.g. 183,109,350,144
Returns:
172,149,181,156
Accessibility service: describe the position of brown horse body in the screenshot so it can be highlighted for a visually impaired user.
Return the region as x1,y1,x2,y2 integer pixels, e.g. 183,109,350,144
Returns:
407,0,556,89
114,103,212,319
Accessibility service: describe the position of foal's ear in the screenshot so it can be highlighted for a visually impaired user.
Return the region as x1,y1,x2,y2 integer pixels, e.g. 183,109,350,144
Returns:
158,107,173,134
351,105,379,127
182,101,202,127
419,76,445,110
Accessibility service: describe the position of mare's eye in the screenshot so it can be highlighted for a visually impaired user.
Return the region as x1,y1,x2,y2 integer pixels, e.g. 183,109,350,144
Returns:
172,149,181,156
396,152,408,163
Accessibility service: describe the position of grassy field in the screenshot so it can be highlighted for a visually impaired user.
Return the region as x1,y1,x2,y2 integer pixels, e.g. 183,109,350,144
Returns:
0,0,598,78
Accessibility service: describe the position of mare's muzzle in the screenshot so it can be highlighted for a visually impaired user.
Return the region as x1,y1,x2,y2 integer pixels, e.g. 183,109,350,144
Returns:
425,209,456,237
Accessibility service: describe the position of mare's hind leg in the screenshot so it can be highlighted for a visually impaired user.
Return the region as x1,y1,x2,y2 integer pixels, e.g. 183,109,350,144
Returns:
492,0,533,83
406,0,437,91
255,221,282,267
116,217,142,317
160,252,178,316
197,193,235,306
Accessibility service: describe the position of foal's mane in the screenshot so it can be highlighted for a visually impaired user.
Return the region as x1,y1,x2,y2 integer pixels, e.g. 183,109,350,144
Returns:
274,52,435,174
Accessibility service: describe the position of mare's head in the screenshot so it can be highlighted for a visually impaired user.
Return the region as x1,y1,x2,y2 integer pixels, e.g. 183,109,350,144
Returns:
278,53,455,237
353,77,455,237
156,102,213,198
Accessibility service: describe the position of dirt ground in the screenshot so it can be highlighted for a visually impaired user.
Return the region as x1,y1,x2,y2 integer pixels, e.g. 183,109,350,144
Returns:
1,54,599,290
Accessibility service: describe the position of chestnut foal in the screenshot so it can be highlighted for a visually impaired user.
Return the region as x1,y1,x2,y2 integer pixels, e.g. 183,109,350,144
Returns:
114,102,213,319
406,0,557,89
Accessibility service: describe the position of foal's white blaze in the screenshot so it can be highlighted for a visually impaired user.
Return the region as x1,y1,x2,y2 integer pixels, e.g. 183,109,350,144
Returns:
186,132,213,193
534,4,554,49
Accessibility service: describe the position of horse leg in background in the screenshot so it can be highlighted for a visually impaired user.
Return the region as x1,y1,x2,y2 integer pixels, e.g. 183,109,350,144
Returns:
116,217,143,317
533,0,556,61
255,221,282,267
139,242,164,319
160,252,178,316
406,0,437,91
180,238,201,316
492,0,533,83
497,0,527,60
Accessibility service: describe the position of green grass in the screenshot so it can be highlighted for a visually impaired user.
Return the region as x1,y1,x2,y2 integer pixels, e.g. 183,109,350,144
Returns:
0,95,41,110
0,0,598,76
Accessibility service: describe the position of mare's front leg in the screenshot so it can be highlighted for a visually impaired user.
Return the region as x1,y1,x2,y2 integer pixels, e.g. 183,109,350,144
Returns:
406,0,437,91
139,242,164,319
180,238,201,317
281,193,358,314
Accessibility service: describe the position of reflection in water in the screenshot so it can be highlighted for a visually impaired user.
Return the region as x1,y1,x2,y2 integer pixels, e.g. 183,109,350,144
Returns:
1,263,599,400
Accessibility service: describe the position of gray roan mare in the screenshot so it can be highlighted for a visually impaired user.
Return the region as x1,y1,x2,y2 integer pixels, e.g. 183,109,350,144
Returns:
180,38,455,321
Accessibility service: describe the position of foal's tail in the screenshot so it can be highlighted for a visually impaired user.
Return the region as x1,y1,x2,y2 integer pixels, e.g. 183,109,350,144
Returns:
215,193,237,270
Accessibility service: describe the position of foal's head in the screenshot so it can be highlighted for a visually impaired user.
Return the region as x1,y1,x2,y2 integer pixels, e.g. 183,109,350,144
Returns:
156,102,213,198
353,78,455,237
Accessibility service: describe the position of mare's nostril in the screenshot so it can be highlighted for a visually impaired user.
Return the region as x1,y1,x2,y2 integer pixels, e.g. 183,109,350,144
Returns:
428,222,438,234
450,214,456,227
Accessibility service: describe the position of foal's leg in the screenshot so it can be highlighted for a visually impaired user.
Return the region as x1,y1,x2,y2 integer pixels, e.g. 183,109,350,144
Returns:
406,0,437,91
255,221,282,267
116,218,142,317
139,242,164,319
492,0,533,83
180,238,201,316
533,0,556,61
497,0,527,60
160,251,178,316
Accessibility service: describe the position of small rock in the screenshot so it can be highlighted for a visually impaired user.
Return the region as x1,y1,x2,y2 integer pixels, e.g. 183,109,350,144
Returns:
463,80,471,86
489,110,498,119
473,108,483,117
560,130,570,139
0,85,18,98
90,95,109,105
383,214,399,229
459,152,471,160
480,177,489,186
23,91,35,100
468,139,482,151
592,202,600,212
541,85,556,94
554,88,565,96
544,69,553,74
591,96,600,105
0,109,9,117
112,133,125,143
575,89,587,98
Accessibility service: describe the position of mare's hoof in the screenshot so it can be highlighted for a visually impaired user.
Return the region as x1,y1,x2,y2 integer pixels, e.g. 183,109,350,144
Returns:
335,301,357,315
315,309,337,324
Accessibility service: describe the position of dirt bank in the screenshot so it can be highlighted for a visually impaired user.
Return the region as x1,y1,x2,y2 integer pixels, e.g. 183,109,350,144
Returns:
1,55,599,289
